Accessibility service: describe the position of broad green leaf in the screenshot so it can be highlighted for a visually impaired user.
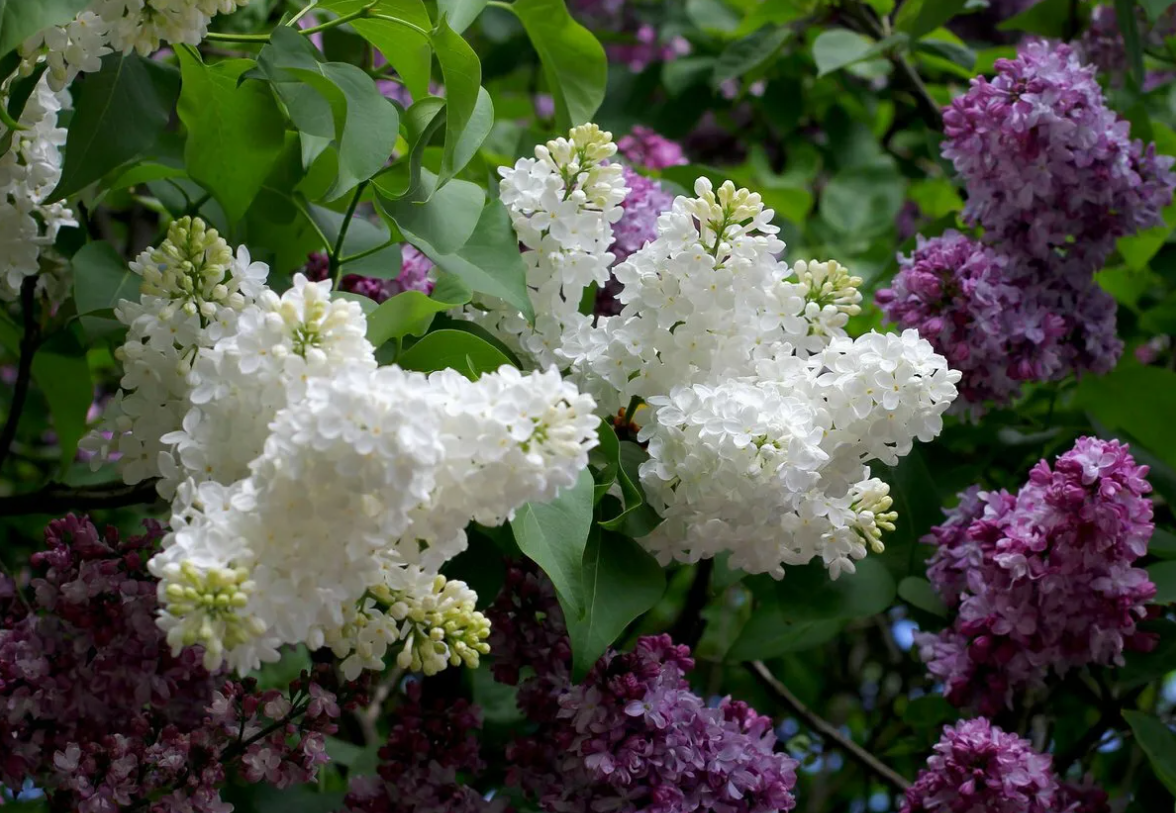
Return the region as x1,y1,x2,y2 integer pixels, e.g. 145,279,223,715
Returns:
1149,561,1176,605
772,557,897,621
662,56,716,96
914,37,976,72
713,25,791,84
318,0,432,100
599,440,663,538
686,0,740,33
438,0,489,33
812,29,877,77
759,186,812,224
397,328,512,377
176,50,286,223
104,161,186,193
1123,710,1176,796
1075,364,1176,472
1142,0,1176,20
510,0,607,130
1122,620,1176,687
0,0,92,57
901,695,956,727
452,86,494,179
733,0,808,35
394,196,535,322
0,61,45,155
1115,0,1145,86
373,96,446,201
589,418,621,503
821,164,906,238
998,0,1083,37
71,241,137,339
893,0,968,40
429,18,483,180
511,466,595,619
378,168,485,255
366,290,465,346
876,448,942,578
49,54,179,202
897,576,948,618
1119,207,1176,271
727,611,841,663
567,529,666,680
1151,527,1176,559
324,736,380,775
908,177,964,219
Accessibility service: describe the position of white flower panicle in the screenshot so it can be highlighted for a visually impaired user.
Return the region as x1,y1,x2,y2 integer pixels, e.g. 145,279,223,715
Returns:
78,217,267,492
466,123,629,368
148,362,598,674
22,0,253,91
0,74,75,301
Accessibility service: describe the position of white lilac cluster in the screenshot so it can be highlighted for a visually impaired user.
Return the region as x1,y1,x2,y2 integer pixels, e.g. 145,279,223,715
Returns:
0,74,75,301
466,123,629,368
486,149,962,579
87,218,598,673
21,0,252,91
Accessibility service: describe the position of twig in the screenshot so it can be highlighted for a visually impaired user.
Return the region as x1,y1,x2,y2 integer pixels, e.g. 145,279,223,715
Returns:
845,2,942,124
356,667,403,747
0,278,40,474
668,559,713,649
0,479,162,517
330,181,368,287
747,660,911,792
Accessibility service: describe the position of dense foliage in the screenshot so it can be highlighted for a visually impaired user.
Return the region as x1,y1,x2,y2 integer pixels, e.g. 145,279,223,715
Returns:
2,1,1176,812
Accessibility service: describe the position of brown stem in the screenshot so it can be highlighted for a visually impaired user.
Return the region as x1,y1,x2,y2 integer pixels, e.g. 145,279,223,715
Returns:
0,479,162,517
747,660,911,793
0,277,40,474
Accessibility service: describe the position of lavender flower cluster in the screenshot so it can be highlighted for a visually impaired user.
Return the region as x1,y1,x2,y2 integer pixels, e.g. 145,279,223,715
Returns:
0,515,360,813
903,718,1109,813
304,244,435,304
486,561,799,813
571,0,690,71
878,41,1176,411
915,437,1156,715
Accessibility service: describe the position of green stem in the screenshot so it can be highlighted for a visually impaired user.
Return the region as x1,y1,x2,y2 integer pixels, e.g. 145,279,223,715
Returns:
285,0,319,27
331,182,368,287
622,395,641,426
300,1,377,36
291,194,332,255
205,31,271,42
486,0,514,10
367,13,431,37
339,237,398,266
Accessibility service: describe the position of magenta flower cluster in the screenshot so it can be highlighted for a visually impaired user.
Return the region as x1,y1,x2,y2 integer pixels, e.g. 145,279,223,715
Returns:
487,561,798,813
915,437,1156,715
902,718,1107,813
342,681,504,813
617,126,687,171
878,41,1176,411
0,515,358,813
572,0,690,71
304,245,435,303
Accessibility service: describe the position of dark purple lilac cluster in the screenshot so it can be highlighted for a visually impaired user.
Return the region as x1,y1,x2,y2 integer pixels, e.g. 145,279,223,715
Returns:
1079,4,1176,88
487,561,798,813
571,0,690,71
341,681,504,813
304,245,435,304
878,41,1176,412
0,515,358,813
916,437,1156,715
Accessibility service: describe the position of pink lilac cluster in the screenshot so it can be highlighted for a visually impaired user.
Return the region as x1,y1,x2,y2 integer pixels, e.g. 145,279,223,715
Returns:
880,41,1175,411
915,437,1157,715
341,681,505,813
0,515,358,813
617,127,687,171
487,561,799,813
1080,4,1176,89
876,231,1121,409
304,246,434,304
901,718,1058,813
571,0,690,71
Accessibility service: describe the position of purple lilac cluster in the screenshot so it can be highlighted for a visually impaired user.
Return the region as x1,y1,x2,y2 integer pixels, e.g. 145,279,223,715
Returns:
304,246,434,304
915,437,1157,715
571,0,690,71
0,515,357,813
901,718,1057,813
487,561,799,813
879,41,1176,412
1079,4,1176,89
876,231,1120,408
617,126,687,171
342,681,504,813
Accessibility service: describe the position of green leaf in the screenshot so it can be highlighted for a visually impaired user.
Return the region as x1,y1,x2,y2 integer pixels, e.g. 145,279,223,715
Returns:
176,50,286,223
1142,0,1176,21
49,54,179,202
998,0,1081,37
510,0,607,130
0,0,92,57
1075,364,1176,472
318,0,432,100
897,576,948,618
902,695,956,727
378,168,485,255
438,0,488,33
71,241,137,339
371,96,445,201
598,440,663,538
1151,527,1176,559
821,165,906,238
713,25,792,84
1123,710,1176,796
727,612,841,663
1122,620,1176,687
1149,560,1176,605
429,18,485,180
567,529,666,680
772,557,897,621
908,177,964,219
397,328,512,377
393,195,535,322
307,205,402,279
510,466,595,619
324,736,380,775
1116,0,1145,87
366,291,454,346
893,0,968,40
812,29,877,77
876,448,943,578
